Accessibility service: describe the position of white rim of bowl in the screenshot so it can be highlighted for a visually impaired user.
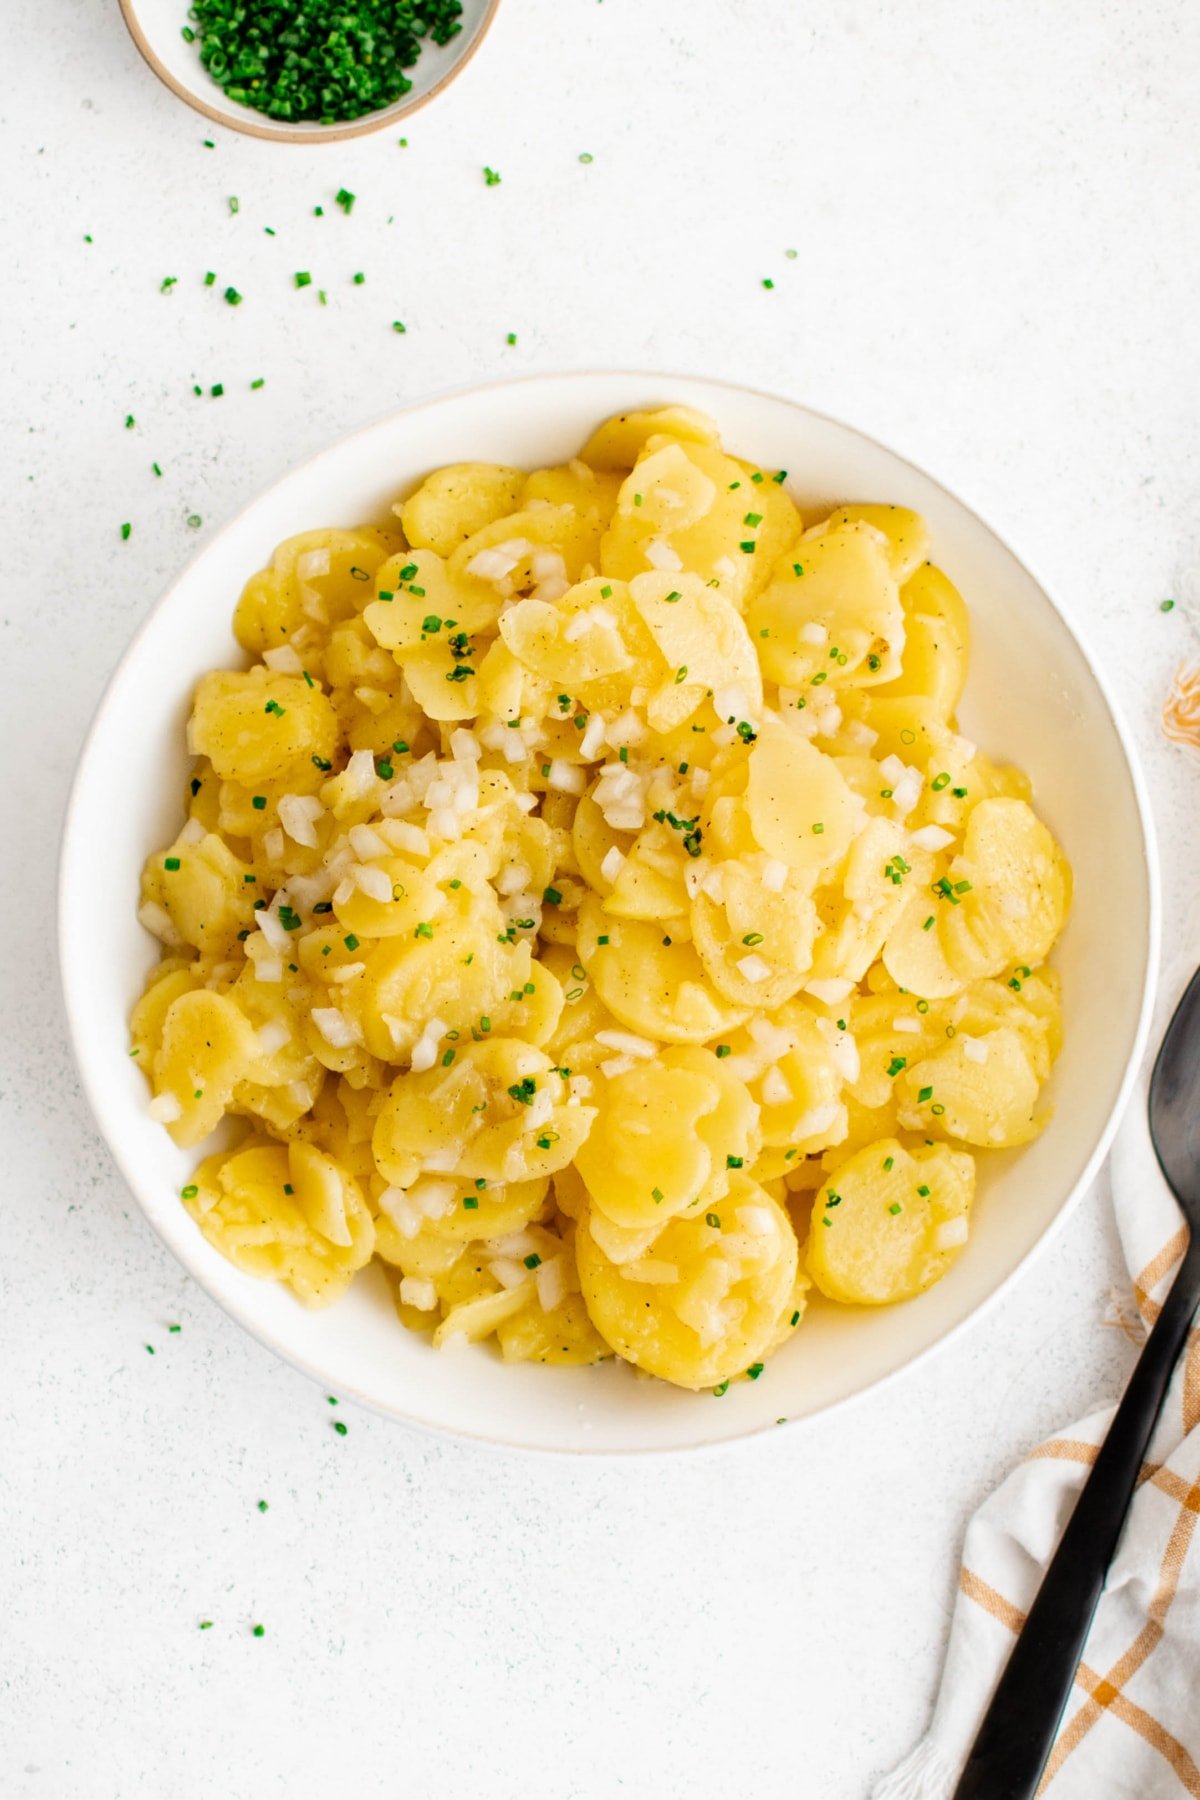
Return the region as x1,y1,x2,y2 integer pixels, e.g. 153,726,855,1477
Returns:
57,369,1161,1459
116,0,502,144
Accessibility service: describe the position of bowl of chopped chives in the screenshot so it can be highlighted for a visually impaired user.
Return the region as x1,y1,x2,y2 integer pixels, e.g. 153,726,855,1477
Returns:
118,0,501,143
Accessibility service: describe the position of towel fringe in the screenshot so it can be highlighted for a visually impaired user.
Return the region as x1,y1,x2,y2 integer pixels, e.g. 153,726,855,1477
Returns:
871,1735,957,1800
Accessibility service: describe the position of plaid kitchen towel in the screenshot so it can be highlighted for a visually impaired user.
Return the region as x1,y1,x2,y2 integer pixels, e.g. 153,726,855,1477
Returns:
873,937,1200,1798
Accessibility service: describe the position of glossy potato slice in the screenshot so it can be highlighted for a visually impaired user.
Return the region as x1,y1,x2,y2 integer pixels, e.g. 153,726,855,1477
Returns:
233,528,399,656
896,1025,1045,1147
577,898,750,1043
576,1175,798,1389
749,519,904,687
154,989,261,1146
691,863,816,1007
580,406,721,470
822,505,931,583
398,462,526,557
746,722,862,876
189,667,339,787
806,1138,974,1304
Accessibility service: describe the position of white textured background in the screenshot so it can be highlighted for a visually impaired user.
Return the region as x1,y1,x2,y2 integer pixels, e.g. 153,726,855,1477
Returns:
3,1,1199,1796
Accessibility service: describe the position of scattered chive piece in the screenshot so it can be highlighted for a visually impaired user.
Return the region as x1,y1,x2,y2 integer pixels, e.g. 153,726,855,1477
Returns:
168,1323,181,1333
922,915,935,931
917,1185,931,1197
931,771,950,791
887,1057,907,1077
210,384,223,397
163,856,181,871
257,1500,269,1513
353,271,365,285
523,1253,541,1270
578,151,594,163
888,1202,903,1215
228,196,239,214
125,414,136,429
335,187,355,213
198,1620,212,1630
746,1363,764,1380
506,332,517,345
483,166,501,186
224,286,242,306
762,277,774,289
651,1187,664,1203
706,1212,721,1229
252,1624,265,1637
145,1344,155,1355
181,1184,199,1199
161,276,177,292
152,462,162,477
187,514,202,528
204,271,216,286
1161,598,1175,612
883,1156,894,1171
716,1044,731,1058
251,795,267,810
918,1086,934,1103
543,886,562,906
120,522,132,541
741,931,764,946
333,1420,347,1436
713,1381,730,1396
343,934,359,951
392,320,407,334
295,271,312,288
726,1155,744,1169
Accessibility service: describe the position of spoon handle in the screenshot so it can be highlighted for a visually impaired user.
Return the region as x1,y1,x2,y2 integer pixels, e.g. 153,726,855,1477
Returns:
953,1243,1198,1800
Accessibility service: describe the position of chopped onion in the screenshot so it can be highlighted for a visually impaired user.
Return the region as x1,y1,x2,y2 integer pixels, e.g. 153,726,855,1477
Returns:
579,713,607,760
934,1217,969,1250
762,858,788,893
177,816,206,846
148,1092,182,1123
791,1102,839,1140
349,823,389,861
799,621,828,645
256,1021,291,1056
737,954,772,984
962,1036,989,1065
263,643,304,674
383,820,430,857
910,824,956,852
735,1204,776,1237
489,1257,531,1290
536,1257,567,1313
548,758,585,794
805,976,855,1005
892,1016,922,1034
297,548,331,580
891,767,923,815
352,864,393,903
253,958,283,984
599,1054,636,1080
330,963,365,983
595,1028,656,1059
342,748,378,799
398,1276,438,1311
279,793,323,848
645,536,682,572
599,845,626,885
262,828,285,862
311,1008,361,1048
258,908,292,952
761,1066,794,1106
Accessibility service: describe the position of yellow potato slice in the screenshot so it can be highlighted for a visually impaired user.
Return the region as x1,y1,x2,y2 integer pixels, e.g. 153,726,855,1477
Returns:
398,462,526,557
577,898,750,1043
822,505,931,583
575,1175,798,1389
896,1025,1045,1147
154,989,261,1147
806,1138,974,1304
189,667,339,787
749,519,904,686
745,722,862,876
580,406,720,470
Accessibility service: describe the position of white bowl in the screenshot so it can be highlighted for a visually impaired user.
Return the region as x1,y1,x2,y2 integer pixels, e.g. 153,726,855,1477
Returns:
59,372,1158,1455
118,0,500,144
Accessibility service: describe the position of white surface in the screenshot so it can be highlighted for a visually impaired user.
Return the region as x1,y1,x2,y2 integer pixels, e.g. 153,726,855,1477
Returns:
59,370,1158,1454
3,0,1199,1793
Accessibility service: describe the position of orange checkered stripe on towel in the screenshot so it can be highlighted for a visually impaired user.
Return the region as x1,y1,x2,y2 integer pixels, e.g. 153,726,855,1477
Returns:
959,1232,1200,1794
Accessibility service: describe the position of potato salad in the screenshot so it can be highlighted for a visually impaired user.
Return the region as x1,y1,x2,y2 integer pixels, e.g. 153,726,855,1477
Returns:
132,406,1071,1392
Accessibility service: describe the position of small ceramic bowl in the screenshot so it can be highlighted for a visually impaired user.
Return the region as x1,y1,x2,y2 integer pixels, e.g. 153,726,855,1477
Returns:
59,372,1158,1454
118,0,501,143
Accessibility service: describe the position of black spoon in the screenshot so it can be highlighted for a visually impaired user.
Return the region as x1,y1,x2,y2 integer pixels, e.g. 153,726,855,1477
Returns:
954,965,1200,1800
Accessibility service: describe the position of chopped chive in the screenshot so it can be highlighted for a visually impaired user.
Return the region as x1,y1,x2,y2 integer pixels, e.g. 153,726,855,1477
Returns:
224,286,242,306
888,1202,903,1215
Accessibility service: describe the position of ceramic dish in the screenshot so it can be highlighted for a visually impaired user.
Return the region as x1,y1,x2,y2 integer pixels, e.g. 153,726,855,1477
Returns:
118,0,500,144
58,372,1158,1454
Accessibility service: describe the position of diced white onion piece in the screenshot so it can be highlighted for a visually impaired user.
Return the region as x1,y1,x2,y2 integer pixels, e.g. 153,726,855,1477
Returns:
599,846,626,885
148,1092,182,1123
645,536,682,572
297,548,331,580
342,748,378,799
467,549,518,581
256,1021,291,1056
805,977,855,1004
450,728,482,762
563,613,591,643
398,1277,438,1311
622,1259,680,1285
349,823,389,860
501,732,529,765
258,908,293,952
761,1066,794,1106
569,1074,593,1100
714,555,736,579
263,643,304,674
352,864,393,903
792,1103,839,1140
799,621,828,645
262,827,285,862
684,859,707,899
599,1055,636,1080
489,1257,529,1290
254,958,283,984
714,684,750,724
590,606,617,630
892,1016,922,1034
762,858,788,893
536,1257,567,1313
531,550,566,582
383,820,430,856
579,713,607,760
748,1016,794,1056
311,1007,361,1048
934,1217,969,1251
910,824,956,853
735,1204,776,1237
845,720,879,750
548,758,585,794
177,816,206,846
331,963,365,983
737,954,772,984
829,1031,860,1084
962,1036,989,1065
891,767,924,815
878,753,905,785
278,795,320,847
701,865,725,902
594,1028,656,1060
